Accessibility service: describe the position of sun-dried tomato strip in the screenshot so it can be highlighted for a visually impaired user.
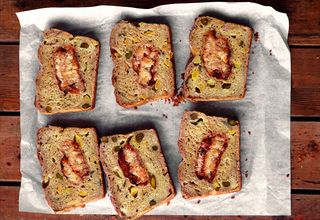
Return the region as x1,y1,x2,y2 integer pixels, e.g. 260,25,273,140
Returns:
202,31,231,80
195,133,228,182
132,44,159,87
60,140,89,184
118,143,149,185
53,45,85,94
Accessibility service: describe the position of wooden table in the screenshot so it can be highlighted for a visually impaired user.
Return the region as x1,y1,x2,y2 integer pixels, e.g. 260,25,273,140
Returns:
0,0,319,219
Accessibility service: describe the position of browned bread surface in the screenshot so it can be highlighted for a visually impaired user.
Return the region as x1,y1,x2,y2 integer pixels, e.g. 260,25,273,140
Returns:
37,126,104,212
100,129,176,219
184,16,253,101
35,29,100,114
178,111,241,199
110,21,175,108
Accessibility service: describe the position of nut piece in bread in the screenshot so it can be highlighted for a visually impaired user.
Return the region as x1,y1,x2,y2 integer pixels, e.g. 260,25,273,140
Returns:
37,126,104,212
35,29,100,114
100,129,176,219
184,16,253,101
178,111,241,199
110,21,175,108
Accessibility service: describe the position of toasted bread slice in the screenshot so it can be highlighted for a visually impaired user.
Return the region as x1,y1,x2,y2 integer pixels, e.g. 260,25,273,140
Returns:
110,21,175,108
35,29,100,114
100,129,176,219
184,16,252,101
37,126,104,212
178,111,241,199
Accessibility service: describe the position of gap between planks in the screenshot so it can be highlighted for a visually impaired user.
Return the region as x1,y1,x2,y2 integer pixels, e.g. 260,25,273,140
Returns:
0,186,319,219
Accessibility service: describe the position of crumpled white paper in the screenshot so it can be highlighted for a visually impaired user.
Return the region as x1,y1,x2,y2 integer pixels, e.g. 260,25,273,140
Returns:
17,2,290,216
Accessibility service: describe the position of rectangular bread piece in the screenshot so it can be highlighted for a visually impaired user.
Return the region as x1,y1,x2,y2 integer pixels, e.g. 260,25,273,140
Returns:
178,111,241,199
184,16,253,101
37,126,104,212
110,21,175,108
100,129,176,219
35,29,100,114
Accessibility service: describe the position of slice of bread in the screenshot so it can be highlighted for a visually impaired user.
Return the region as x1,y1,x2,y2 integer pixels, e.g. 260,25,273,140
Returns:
178,111,241,199
110,21,175,108
37,126,104,212
35,29,100,114
184,16,253,101
100,129,176,219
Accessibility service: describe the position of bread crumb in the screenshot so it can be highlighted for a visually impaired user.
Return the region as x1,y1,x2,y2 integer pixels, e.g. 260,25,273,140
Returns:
170,86,186,106
231,195,235,199
254,32,259,42
134,106,138,110
197,200,201,204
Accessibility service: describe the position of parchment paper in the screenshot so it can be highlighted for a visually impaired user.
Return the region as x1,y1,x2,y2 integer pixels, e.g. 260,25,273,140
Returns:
17,2,291,216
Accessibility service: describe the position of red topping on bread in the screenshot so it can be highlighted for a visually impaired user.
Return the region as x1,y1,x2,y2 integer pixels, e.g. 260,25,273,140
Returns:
132,44,160,87
60,140,89,184
118,143,150,185
202,31,231,80
195,133,228,182
53,45,85,94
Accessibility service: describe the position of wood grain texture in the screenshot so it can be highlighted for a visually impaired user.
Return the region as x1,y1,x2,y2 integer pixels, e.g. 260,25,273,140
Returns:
0,0,320,45
0,45,19,112
1,46,319,115
1,186,319,219
292,48,320,89
292,122,320,190
1,116,319,190
0,116,20,181
291,47,320,116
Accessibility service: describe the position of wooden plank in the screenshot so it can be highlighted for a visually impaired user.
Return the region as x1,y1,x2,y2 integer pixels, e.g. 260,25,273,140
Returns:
292,88,320,117
0,116,20,181
0,0,320,45
292,48,320,89
1,116,320,190
291,194,320,220
1,186,319,219
0,45,19,112
0,46,319,115
292,122,320,190
291,47,320,116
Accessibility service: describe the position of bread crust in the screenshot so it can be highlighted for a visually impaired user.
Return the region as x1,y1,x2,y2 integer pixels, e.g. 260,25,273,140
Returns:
110,21,176,108
35,29,100,114
184,17,253,101
36,126,105,212
100,129,176,219
177,111,241,199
